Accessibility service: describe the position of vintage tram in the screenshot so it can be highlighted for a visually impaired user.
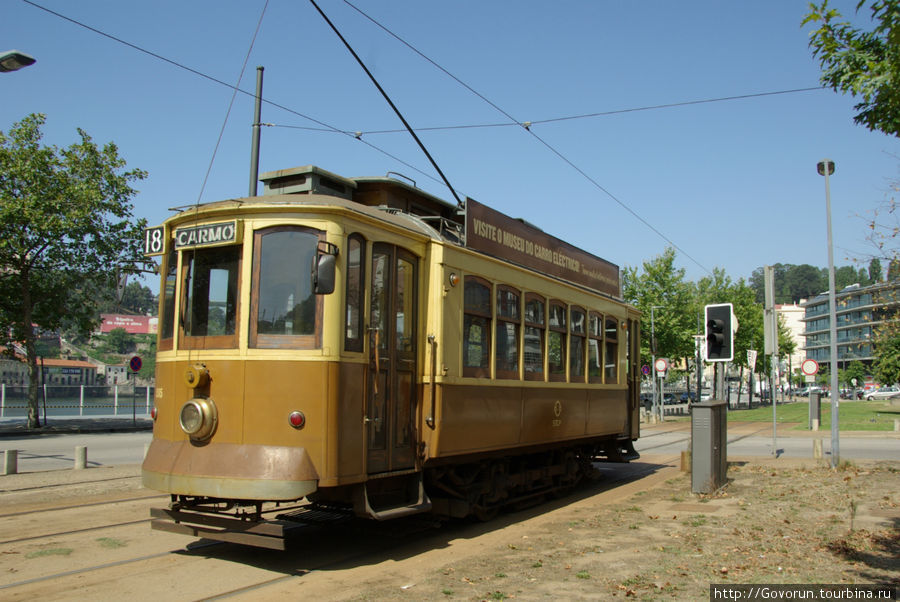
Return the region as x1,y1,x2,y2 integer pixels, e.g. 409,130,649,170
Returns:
142,165,641,548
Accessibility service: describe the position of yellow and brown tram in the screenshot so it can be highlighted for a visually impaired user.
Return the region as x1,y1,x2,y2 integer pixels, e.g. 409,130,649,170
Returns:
141,165,641,548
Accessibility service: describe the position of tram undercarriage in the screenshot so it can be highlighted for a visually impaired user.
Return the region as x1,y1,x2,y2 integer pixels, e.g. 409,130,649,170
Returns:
148,437,638,550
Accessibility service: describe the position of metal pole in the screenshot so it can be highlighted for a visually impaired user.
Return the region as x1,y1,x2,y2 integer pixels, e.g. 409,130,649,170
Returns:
820,159,840,468
650,306,657,422
771,353,778,456
248,65,264,197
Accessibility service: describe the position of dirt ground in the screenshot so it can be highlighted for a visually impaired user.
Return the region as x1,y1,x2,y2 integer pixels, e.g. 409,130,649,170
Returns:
272,457,900,601
1,458,898,601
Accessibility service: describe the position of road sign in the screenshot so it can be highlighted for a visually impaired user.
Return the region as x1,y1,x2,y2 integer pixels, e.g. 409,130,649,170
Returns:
801,359,819,376
129,355,143,373
747,349,758,368
641,364,650,376
654,358,668,375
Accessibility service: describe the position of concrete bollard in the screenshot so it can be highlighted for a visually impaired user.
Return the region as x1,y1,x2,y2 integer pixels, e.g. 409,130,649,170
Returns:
74,445,87,470
812,418,820,432
813,439,823,460
3,450,17,475
895,419,899,432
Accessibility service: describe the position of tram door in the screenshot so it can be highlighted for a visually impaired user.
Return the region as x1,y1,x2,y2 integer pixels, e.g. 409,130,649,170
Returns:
366,243,417,474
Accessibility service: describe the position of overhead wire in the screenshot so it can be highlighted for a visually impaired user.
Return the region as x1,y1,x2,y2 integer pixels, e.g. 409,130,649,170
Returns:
342,0,720,275
21,0,823,272
195,0,269,204
18,0,454,193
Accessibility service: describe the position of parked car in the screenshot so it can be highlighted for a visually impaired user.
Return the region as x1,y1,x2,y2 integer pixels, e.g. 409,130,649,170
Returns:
663,393,677,405
865,385,900,400
679,391,697,404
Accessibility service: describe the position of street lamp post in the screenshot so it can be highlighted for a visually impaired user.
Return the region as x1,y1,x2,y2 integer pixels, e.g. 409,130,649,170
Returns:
650,306,662,422
817,159,840,468
0,50,36,73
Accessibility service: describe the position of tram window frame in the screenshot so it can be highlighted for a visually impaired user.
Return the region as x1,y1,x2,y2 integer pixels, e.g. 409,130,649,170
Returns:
588,311,604,384
463,276,492,378
495,285,521,380
249,225,324,350
180,245,242,350
158,249,177,352
548,301,567,382
570,306,586,382
523,293,546,382
343,233,366,353
605,316,619,383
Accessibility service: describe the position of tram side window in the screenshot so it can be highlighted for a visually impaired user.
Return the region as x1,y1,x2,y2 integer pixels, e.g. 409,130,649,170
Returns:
588,312,603,383
159,249,177,350
524,294,545,381
495,286,520,379
183,245,240,346
548,301,567,382
344,234,365,352
463,277,491,378
570,307,586,382
605,316,618,383
252,226,322,349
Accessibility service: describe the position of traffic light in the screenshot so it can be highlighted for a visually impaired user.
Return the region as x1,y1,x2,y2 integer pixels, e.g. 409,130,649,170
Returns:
705,303,733,362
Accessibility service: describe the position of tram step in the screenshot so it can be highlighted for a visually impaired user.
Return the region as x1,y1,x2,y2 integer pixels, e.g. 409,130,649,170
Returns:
357,473,432,520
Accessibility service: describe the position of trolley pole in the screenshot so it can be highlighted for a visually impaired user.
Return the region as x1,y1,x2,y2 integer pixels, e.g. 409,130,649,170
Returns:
248,65,264,197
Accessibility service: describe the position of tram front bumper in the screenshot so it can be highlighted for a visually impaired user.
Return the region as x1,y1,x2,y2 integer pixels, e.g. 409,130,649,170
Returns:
142,439,319,501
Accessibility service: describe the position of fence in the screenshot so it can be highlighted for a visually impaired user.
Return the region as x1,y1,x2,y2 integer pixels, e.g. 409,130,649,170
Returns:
0,384,154,418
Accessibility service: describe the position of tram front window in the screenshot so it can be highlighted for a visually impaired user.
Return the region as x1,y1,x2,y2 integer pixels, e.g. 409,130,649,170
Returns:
183,246,240,340
252,226,323,349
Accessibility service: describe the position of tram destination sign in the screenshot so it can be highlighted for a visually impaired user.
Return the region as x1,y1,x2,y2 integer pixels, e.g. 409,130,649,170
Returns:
465,198,620,298
174,220,241,250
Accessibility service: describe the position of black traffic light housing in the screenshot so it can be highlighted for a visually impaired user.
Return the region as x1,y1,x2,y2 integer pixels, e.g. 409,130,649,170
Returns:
705,303,733,362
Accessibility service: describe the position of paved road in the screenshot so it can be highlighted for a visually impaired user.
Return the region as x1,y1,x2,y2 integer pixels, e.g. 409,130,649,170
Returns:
0,417,897,474
636,421,900,461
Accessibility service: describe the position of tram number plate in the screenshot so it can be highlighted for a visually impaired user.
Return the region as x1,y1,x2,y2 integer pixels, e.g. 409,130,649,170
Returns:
144,226,166,256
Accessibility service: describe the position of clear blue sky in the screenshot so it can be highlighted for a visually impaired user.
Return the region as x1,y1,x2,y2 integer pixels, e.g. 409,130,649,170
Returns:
3,1,898,288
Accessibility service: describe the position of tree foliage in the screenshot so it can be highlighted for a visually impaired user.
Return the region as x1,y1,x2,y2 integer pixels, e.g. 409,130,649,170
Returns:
0,114,147,428
804,0,900,137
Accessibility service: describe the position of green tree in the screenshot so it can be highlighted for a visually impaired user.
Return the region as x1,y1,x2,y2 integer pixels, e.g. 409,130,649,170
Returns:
840,359,868,386
622,247,695,369
0,114,147,429
872,333,900,384
102,279,157,315
104,328,133,354
804,0,900,137
869,257,883,282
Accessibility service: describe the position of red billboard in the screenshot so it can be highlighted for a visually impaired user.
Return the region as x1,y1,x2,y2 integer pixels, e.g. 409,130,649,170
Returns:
100,314,158,335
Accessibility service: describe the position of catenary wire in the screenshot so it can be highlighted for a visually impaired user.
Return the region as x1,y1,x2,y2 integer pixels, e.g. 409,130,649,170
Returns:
342,1,723,275
21,0,821,271
17,0,457,194
194,0,269,205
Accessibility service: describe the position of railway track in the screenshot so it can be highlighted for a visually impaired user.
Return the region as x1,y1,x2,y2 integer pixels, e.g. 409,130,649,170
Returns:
0,460,675,600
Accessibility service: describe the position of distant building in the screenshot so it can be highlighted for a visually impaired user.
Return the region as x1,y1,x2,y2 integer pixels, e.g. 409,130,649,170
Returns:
104,364,129,384
801,281,900,374
0,357,98,387
100,314,158,335
776,303,805,376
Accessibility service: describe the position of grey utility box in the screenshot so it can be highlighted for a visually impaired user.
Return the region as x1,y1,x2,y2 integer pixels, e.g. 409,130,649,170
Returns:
691,400,727,494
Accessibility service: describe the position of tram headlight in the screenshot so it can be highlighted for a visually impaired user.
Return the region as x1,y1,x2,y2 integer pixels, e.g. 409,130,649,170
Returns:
179,398,218,441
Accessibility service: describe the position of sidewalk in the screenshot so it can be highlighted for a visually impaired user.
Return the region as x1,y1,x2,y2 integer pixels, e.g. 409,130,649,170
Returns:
0,415,152,437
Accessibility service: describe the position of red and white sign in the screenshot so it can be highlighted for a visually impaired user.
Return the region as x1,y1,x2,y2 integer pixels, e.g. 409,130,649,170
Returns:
654,358,668,375
100,314,158,335
801,359,819,376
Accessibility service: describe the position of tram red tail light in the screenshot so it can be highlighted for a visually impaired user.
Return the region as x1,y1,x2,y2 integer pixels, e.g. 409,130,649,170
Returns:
289,411,306,429
150,407,158,421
